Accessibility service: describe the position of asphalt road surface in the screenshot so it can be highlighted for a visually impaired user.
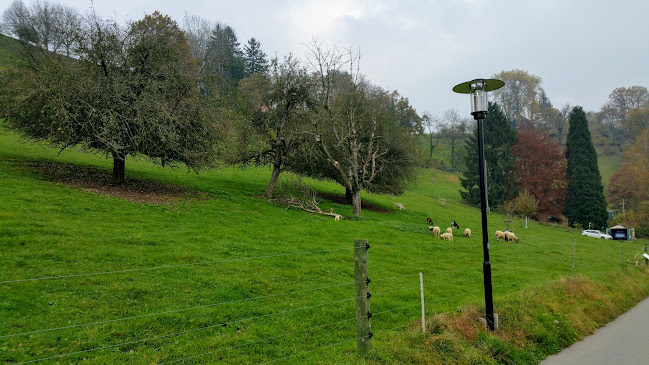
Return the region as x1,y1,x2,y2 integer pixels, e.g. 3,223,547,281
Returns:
541,295,649,365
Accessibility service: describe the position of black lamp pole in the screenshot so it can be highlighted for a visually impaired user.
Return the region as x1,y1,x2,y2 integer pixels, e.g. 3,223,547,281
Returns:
474,110,495,331
453,79,505,332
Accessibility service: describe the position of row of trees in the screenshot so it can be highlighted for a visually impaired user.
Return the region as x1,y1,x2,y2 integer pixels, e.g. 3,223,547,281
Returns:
459,101,608,229
0,2,422,217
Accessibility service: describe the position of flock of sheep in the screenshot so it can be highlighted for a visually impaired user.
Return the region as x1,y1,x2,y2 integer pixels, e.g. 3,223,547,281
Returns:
426,217,520,243
392,203,521,243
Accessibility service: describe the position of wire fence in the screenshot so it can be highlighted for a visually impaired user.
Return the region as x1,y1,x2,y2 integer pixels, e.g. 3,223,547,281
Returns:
1,238,645,364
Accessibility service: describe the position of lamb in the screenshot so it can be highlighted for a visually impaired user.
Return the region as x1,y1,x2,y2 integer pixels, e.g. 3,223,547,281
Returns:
495,230,506,241
451,221,460,229
394,202,406,210
429,226,441,237
464,228,471,238
446,227,453,234
505,231,520,243
440,232,454,241
426,217,434,225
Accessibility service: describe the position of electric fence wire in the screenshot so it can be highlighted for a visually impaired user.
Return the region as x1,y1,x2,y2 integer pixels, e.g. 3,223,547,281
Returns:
1,274,424,339
159,303,421,365
12,287,419,364
260,320,415,364
0,247,352,284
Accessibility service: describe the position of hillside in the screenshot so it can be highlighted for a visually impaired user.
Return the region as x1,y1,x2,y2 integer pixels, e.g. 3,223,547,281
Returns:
1,128,648,364
0,33,25,70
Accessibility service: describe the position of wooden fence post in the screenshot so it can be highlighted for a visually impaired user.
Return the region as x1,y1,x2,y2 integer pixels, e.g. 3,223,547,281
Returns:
354,239,371,353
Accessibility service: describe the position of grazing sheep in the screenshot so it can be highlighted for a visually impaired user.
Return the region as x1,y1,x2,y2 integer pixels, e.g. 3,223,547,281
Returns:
426,217,434,225
429,226,441,237
495,230,506,241
440,232,454,241
451,221,460,229
446,227,453,234
504,231,520,243
394,202,406,210
464,228,471,238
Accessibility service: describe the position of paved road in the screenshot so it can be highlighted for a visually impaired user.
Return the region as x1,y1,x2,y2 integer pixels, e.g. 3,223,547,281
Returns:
541,295,649,365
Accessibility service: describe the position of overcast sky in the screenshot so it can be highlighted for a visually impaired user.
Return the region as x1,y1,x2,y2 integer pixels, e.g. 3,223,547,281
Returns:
5,0,649,118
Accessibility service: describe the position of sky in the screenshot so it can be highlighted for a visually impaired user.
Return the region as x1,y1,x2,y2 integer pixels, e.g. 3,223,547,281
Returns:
4,0,649,118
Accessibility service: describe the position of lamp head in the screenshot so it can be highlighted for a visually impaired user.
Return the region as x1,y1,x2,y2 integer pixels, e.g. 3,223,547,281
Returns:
453,79,505,115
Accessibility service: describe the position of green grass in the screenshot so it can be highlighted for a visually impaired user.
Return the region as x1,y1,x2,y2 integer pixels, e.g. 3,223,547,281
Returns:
1,128,648,364
597,152,623,188
0,33,26,71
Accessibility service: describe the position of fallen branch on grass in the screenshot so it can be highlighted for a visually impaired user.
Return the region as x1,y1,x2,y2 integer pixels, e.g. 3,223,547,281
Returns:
270,189,343,221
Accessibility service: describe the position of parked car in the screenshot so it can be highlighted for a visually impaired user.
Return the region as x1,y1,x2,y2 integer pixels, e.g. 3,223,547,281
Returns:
581,229,613,239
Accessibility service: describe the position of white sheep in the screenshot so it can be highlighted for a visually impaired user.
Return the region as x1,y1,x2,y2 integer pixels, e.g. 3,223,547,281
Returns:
446,227,453,234
464,228,471,238
429,226,441,237
394,202,405,210
505,231,520,243
495,230,506,241
440,232,454,241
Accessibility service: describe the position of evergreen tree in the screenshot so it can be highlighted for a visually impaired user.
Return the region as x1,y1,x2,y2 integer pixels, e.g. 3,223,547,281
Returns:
460,102,518,208
208,23,244,82
243,37,268,77
564,106,609,228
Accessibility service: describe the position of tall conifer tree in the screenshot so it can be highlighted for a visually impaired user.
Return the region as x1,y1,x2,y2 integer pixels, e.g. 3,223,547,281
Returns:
564,106,608,228
460,102,518,208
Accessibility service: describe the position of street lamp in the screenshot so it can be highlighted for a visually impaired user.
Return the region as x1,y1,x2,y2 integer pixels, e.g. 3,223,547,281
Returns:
453,78,505,331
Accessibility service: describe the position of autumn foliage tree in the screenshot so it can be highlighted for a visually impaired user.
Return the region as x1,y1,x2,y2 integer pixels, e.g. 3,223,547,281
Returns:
511,126,567,219
608,129,649,236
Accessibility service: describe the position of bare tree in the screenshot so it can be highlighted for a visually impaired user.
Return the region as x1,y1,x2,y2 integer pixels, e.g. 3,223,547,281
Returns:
181,14,213,63
49,3,80,56
1,0,36,42
422,112,440,157
307,41,388,216
440,108,468,171
2,0,81,56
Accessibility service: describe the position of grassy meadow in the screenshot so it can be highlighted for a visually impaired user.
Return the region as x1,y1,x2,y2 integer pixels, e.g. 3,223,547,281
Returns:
1,127,648,364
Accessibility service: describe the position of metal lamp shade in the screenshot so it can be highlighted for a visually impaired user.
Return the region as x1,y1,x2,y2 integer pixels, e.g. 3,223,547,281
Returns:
453,78,505,114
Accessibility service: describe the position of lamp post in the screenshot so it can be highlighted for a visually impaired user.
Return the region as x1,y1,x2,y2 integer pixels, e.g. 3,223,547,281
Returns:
453,78,504,331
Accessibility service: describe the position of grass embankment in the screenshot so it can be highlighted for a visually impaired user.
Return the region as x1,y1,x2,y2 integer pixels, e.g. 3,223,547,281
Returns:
1,128,648,364
597,153,623,189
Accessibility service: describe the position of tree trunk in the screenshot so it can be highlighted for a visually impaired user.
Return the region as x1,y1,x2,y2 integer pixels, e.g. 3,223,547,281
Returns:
265,164,282,198
352,189,362,216
265,142,284,198
345,186,353,205
112,152,125,185
429,134,434,158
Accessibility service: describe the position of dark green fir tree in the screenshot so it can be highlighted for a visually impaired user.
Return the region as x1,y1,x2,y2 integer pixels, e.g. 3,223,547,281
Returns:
564,106,608,228
460,102,518,208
